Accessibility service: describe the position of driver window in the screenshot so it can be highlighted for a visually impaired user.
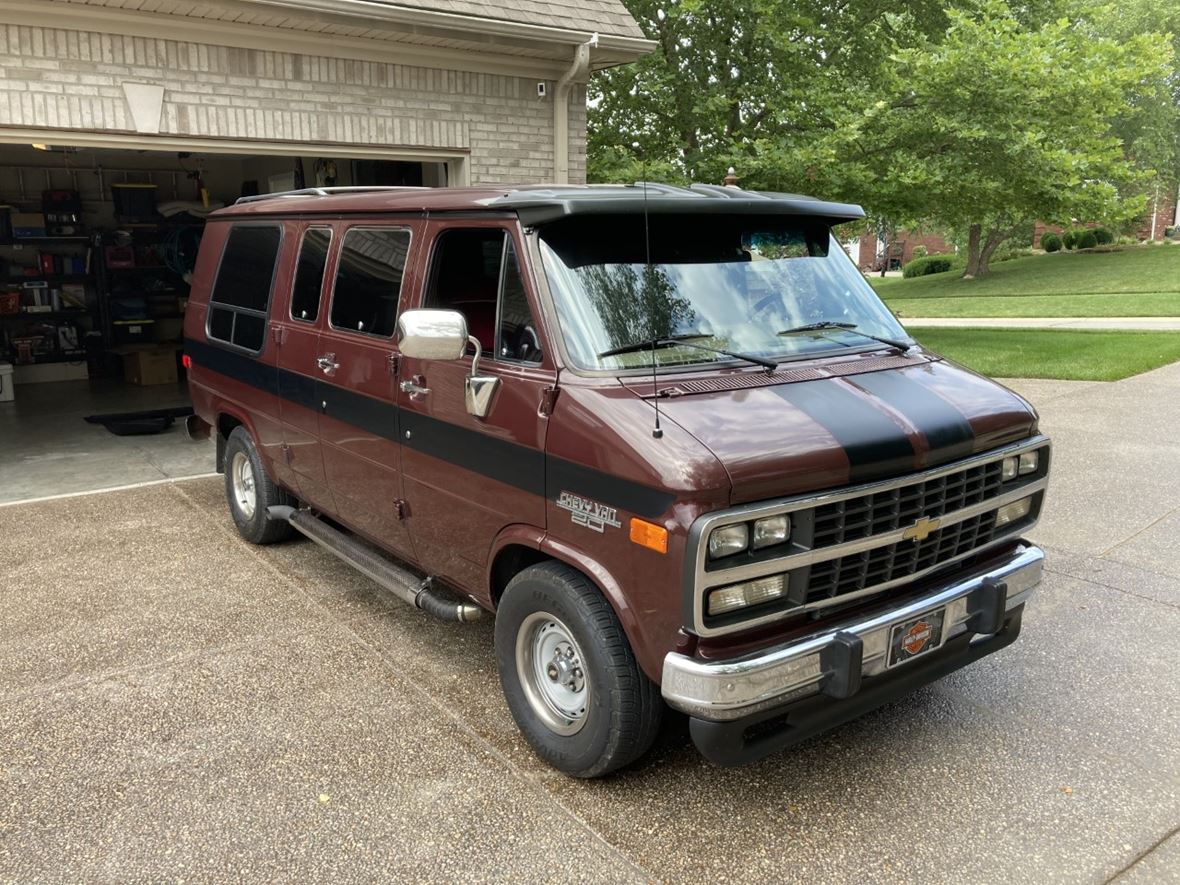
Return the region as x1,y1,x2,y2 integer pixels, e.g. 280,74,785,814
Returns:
425,229,542,364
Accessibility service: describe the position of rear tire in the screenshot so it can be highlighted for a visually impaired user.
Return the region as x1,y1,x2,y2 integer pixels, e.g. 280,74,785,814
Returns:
494,562,663,778
223,426,294,545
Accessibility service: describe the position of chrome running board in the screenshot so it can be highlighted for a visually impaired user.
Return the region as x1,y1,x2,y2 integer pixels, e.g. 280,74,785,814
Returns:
267,506,483,622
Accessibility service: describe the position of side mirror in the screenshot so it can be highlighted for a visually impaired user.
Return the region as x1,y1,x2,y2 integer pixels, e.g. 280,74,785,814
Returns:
396,309,469,361
396,308,501,419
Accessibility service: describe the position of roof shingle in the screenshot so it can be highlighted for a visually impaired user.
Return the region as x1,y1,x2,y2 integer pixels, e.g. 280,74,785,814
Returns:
371,0,646,40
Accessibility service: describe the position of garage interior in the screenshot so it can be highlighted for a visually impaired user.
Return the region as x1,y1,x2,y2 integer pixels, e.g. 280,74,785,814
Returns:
0,141,450,503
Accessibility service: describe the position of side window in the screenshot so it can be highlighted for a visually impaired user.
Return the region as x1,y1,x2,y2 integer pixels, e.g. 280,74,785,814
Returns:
497,239,542,364
330,227,411,337
426,229,542,363
207,224,282,353
290,227,332,323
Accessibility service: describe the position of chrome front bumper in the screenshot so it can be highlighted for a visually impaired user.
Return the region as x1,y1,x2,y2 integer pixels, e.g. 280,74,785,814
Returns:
662,543,1044,721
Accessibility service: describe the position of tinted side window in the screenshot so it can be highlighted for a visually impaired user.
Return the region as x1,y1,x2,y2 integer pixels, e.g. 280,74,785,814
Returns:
330,228,411,337
290,227,331,323
497,240,542,364
207,224,281,353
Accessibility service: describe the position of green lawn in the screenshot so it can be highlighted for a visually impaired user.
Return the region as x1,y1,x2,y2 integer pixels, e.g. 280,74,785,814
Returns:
910,327,1180,380
871,245,1180,317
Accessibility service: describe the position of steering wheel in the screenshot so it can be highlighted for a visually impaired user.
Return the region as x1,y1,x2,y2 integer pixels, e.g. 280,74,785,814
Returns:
511,325,542,362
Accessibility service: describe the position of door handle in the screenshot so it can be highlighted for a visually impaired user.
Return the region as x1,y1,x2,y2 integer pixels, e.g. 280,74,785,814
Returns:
316,353,339,375
399,377,430,397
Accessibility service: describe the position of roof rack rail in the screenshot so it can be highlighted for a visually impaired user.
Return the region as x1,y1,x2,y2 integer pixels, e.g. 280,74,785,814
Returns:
234,185,432,205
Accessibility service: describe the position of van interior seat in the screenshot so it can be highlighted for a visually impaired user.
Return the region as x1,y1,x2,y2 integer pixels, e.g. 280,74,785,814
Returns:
452,299,496,353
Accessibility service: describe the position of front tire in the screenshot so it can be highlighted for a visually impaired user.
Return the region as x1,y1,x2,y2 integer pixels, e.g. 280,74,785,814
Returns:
494,562,662,778
223,426,293,545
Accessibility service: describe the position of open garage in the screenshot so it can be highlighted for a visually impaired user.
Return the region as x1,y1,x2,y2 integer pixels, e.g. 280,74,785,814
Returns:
0,0,650,502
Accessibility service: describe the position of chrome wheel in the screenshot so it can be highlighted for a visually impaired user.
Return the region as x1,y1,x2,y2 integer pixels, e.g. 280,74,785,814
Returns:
515,612,590,736
230,451,257,521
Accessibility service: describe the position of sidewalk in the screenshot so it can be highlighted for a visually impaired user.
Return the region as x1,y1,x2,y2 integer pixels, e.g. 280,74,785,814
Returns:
901,317,1180,330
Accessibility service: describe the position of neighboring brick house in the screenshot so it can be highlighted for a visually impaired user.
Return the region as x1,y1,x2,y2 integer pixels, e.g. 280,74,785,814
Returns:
1032,184,1179,246
847,230,955,272
0,0,653,184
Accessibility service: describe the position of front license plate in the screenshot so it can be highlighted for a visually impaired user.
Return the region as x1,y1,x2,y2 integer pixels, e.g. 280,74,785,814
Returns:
888,608,946,668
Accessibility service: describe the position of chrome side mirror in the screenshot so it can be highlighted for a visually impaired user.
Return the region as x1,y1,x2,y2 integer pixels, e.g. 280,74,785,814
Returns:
396,308,500,419
397,309,469,361
464,339,500,419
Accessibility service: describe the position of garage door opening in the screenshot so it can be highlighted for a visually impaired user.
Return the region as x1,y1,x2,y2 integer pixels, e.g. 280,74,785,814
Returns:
0,141,451,503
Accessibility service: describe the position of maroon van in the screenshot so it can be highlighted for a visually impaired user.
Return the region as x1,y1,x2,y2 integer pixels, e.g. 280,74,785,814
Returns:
184,184,1049,777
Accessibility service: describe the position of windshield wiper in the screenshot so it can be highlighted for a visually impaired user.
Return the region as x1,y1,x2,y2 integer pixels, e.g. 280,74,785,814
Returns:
598,335,777,371
776,321,911,352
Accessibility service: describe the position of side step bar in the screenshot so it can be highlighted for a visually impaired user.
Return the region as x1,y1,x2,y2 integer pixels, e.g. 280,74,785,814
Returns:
267,506,483,622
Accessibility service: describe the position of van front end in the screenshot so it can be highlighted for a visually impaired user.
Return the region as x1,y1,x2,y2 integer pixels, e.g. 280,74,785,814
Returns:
661,438,1050,765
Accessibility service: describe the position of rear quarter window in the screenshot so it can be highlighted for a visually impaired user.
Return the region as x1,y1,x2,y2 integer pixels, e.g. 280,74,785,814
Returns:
207,224,282,353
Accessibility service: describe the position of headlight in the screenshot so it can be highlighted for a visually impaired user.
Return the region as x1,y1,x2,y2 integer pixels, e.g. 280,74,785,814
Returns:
994,497,1033,527
1018,451,1039,475
1001,456,1018,481
707,574,788,616
752,514,790,550
708,524,749,560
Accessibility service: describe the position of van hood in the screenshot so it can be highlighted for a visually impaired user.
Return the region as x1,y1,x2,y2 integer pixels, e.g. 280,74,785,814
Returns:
623,356,1038,504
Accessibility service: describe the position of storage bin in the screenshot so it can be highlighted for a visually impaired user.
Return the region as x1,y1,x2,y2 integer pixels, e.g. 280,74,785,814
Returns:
112,319,155,345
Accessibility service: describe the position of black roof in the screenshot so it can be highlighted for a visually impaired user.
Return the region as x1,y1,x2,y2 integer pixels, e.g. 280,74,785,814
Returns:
489,183,866,227
220,183,865,225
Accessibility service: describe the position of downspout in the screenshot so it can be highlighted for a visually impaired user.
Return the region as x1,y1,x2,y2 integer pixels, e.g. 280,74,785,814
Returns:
554,35,595,184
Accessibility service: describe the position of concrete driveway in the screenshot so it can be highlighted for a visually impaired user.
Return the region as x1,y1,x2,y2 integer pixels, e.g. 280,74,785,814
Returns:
2,364,1179,883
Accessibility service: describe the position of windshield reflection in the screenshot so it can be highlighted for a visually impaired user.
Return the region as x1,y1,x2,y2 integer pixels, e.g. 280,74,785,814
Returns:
538,215,910,372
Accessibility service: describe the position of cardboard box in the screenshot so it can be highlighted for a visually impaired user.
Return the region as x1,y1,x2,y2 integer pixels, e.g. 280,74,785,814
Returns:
122,348,177,386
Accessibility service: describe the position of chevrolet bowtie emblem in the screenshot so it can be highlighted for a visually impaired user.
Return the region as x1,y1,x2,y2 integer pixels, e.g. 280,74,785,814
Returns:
903,515,941,543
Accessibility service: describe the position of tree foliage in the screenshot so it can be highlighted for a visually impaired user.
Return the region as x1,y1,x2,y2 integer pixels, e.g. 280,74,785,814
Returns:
589,0,1179,276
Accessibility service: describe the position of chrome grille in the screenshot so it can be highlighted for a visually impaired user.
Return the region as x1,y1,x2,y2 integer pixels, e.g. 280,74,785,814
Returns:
812,460,1004,549
805,512,999,602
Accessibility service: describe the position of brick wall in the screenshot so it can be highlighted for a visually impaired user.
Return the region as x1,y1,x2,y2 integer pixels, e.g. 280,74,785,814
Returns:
854,230,954,271
0,24,584,184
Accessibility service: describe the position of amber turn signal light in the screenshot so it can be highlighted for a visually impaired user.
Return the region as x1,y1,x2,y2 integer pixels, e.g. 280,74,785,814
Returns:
630,518,668,554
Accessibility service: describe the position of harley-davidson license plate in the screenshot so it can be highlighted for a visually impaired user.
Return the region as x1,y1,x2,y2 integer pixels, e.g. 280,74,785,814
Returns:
888,608,946,667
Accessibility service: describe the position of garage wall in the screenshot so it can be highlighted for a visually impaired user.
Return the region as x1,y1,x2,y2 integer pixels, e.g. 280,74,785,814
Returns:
0,24,587,184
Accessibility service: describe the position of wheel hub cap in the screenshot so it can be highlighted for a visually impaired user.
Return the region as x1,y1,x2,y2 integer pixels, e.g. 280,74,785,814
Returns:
516,613,589,736
231,452,257,520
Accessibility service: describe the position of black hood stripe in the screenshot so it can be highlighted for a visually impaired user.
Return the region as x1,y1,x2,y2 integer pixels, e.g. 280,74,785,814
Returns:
771,380,916,482
850,371,976,467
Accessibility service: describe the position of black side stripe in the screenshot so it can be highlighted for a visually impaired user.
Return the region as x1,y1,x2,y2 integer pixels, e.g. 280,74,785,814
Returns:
547,457,675,520
185,337,673,516
401,410,546,497
850,372,976,467
772,379,916,483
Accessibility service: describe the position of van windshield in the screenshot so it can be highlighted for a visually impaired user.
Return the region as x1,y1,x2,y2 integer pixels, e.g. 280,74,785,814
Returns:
537,214,911,372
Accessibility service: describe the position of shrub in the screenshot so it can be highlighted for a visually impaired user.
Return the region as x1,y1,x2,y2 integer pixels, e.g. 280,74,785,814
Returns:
1165,226,1177,239
1040,232,1062,252
902,254,956,278
1093,227,1113,245
995,247,1033,263
1076,230,1098,249
911,244,928,259
1062,230,1078,250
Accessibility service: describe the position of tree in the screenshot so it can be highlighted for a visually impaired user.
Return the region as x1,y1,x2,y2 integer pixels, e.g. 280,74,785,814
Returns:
832,2,1175,276
591,0,1177,277
587,0,957,187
